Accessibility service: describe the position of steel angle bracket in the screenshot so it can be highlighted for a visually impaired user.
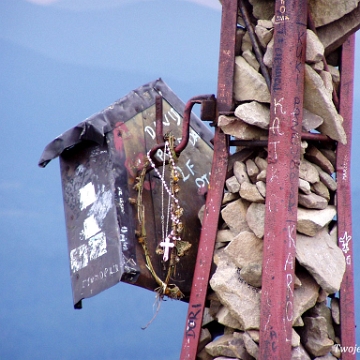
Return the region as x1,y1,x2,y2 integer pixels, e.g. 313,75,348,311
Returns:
39,79,214,308
259,1,308,358
180,0,237,358
336,34,356,360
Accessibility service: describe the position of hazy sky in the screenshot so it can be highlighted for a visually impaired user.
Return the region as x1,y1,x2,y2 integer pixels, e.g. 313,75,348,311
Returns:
0,1,359,359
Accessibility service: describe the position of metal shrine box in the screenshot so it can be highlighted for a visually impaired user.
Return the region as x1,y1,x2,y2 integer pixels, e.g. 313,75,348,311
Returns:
39,79,214,308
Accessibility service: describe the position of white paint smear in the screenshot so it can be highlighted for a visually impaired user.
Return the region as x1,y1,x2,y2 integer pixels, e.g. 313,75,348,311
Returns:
79,182,97,210
89,232,107,261
70,232,107,273
70,244,89,272
82,214,101,240
89,189,112,226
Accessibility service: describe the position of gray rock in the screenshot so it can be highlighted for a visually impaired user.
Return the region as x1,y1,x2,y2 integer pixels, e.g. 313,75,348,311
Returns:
198,327,212,352
291,344,312,360
234,161,251,185
226,175,240,193
202,307,216,327
306,29,324,63
256,169,267,182
240,181,265,203
224,231,263,269
254,156,268,171
234,56,270,103
300,316,334,357
234,101,270,129
216,229,235,244
292,328,301,347
312,182,330,201
305,145,335,175
205,334,238,358
247,329,259,343
257,19,273,29
222,192,239,205
240,263,262,288
299,159,320,184
248,0,275,20
317,288,329,303
216,306,243,330
308,0,360,27
210,251,261,330
297,206,336,236
331,344,341,358
311,61,325,71
246,202,265,239
246,158,260,183
219,117,268,140
242,49,260,72
319,148,336,169
196,348,213,360
298,192,328,210
221,198,250,234
241,31,252,53
304,64,346,144
256,181,266,198
293,268,320,326
314,354,338,359
306,302,336,341
330,297,340,325
263,37,274,68
313,164,337,192
299,178,312,195
243,331,259,359
320,71,334,99
317,4,360,55
255,23,273,48
296,228,346,294
302,108,324,132
218,114,235,127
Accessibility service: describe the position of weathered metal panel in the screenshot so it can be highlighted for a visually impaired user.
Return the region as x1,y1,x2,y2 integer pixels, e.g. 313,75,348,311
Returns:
60,140,136,308
39,79,214,307
259,1,307,358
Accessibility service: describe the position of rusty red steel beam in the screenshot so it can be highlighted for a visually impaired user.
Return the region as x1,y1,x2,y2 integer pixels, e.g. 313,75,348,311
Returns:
259,1,307,359
336,34,356,360
229,132,334,147
180,0,237,358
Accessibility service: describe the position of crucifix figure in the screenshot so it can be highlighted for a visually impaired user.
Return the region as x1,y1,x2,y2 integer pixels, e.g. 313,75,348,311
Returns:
159,235,175,262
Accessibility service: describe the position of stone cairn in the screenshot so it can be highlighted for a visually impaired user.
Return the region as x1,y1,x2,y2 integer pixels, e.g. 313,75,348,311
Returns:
196,1,360,359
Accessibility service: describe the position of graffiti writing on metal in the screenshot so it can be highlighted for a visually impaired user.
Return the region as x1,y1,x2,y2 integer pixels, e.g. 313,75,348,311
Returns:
185,303,202,338
339,231,352,266
145,107,211,189
81,263,120,288
275,0,290,22
261,4,307,356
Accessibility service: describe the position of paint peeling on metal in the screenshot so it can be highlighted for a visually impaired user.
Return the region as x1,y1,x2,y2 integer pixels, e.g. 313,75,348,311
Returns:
70,232,107,272
88,189,113,227
81,214,101,240
79,182,97,210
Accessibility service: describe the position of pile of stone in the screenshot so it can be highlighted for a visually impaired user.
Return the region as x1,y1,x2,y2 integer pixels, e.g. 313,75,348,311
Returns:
196,1,359,359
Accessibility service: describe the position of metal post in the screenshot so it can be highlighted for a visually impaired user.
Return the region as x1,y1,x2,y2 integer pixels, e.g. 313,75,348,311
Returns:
337,34,356,360
259,1,307,358
179,0,237,358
